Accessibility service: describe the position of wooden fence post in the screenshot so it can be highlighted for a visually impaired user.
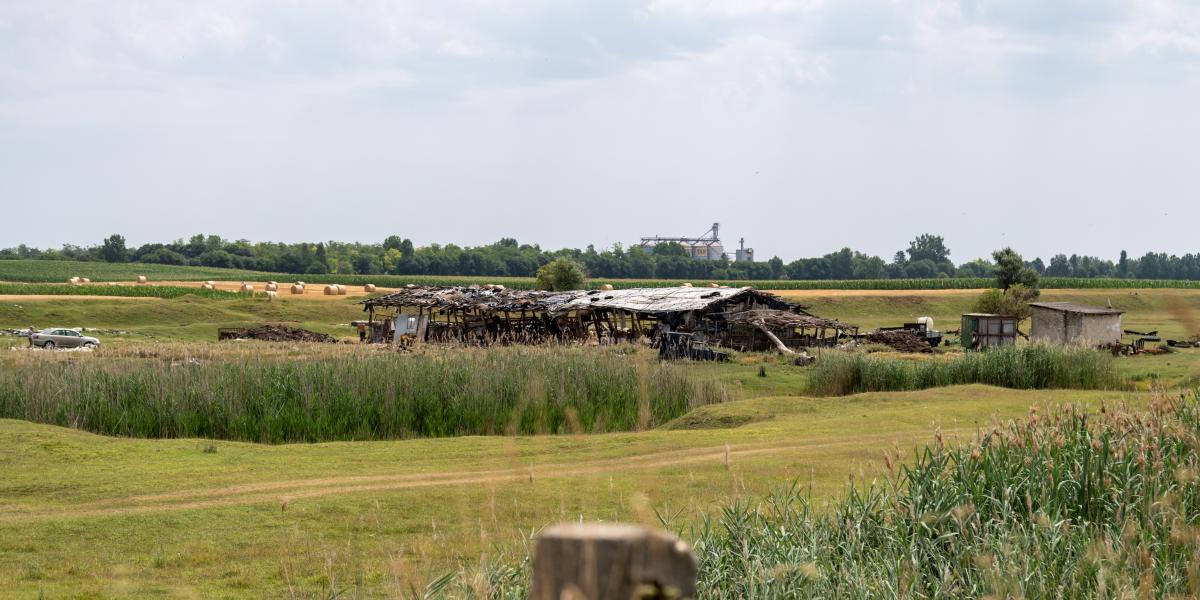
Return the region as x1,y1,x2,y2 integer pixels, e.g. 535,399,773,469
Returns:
529,523,697,600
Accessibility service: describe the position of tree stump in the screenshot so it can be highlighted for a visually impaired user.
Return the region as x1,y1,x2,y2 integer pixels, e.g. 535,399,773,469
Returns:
529,523,697,600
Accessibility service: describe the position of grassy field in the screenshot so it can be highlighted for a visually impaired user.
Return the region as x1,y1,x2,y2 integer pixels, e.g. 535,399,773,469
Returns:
6,259,1200,290
1,284,1199,597
0,385,1155,598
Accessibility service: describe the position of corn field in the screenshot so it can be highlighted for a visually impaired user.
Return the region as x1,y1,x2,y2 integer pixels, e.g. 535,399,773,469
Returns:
0,282,253,299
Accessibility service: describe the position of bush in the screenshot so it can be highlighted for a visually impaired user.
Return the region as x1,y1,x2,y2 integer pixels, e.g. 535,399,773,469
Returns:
806,344,1123,396
535,258,586,291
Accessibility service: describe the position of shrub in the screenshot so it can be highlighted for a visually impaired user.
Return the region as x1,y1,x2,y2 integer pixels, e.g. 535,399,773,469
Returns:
806,344,1123,396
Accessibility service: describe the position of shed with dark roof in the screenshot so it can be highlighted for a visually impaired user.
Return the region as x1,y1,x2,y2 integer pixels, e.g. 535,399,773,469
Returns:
1029,302,1124,347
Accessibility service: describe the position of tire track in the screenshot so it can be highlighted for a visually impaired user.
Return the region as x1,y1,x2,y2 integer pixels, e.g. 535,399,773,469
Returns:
1,428,967,523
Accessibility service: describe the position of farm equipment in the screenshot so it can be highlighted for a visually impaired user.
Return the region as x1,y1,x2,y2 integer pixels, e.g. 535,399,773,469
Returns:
1118,329,1165,355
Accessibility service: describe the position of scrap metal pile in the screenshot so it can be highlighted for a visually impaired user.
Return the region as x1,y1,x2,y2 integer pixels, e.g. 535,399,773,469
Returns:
218,325,339,343
858,330,935,353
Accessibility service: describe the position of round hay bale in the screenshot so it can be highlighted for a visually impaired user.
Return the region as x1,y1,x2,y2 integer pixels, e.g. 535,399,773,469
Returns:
81,278,91,284
136,275,147,284
68,277,81,285
599,284,614,291
205,280,215,286
681,282,693,287
337,284,348,295
296,281,306,286
201,283,215,290
364,284,377,293
265,290,278,300
107,282,118,287
708,282,720,288
324,285,337,296
265,283,278,292
239,283,254,293
268,281,277,286
290,284,305,294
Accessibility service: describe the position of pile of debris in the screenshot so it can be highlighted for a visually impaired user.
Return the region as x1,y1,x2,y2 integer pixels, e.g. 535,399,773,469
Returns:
218,325,338,343
858,330,935,353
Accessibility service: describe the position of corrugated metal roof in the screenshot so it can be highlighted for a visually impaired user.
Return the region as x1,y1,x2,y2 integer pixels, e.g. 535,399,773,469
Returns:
1029,302,1124,315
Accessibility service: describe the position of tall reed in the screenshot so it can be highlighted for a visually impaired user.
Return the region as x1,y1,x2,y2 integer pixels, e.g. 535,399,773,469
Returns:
0,346,726,442
806,344,1124,396
473,394,1200,598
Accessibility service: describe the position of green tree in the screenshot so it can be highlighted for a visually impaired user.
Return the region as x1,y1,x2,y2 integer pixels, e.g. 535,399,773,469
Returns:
973,283,1038,322
535,257,586,291
907,234,951,265
992,247,1040,291
99,234,128,263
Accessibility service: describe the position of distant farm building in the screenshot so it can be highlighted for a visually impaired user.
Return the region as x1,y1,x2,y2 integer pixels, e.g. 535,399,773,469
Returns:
359,285,853,351
960,313,1018,349
636,222,755,262
1029,302,1123,347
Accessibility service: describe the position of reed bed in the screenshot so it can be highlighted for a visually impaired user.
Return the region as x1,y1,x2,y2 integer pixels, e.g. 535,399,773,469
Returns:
806,344,1124,396
0,345,726,442
476,395,1200,598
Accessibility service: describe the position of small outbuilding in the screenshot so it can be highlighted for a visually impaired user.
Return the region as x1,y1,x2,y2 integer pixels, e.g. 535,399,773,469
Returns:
1029,302,1123,347
960,313,1018,349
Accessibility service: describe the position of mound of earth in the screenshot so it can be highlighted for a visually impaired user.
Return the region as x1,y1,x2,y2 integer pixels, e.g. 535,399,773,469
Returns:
859,330,934,353
218,325,338,343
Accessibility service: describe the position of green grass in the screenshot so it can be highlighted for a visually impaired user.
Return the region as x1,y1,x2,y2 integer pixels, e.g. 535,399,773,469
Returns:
0,294,363,342
0,385,1146,597
0,282,253,299
5,259,1200,290
0,346,726,442
806,345,1124,395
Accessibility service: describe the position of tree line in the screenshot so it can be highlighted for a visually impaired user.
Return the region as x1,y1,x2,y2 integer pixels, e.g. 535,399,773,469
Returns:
2,233,1199,281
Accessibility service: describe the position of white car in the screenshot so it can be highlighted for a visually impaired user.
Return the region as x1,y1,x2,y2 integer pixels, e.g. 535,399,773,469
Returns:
30,328,100,349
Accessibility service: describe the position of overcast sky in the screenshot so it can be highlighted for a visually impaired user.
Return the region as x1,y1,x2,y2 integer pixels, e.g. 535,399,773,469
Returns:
2,1,1198,262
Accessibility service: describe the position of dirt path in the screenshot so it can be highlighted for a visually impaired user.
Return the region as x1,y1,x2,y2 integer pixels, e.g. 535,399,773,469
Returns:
765,289,986,298
0,429,961,523
0,295,162,302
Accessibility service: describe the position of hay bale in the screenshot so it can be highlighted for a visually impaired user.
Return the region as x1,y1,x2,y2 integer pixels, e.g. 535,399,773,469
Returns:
681,282,693,287
324,285,337,296
337,284,348,295
81,278,91,284
599,284,614,291
296,281,306,286
364,284,377,293
239,283,254,293
708,282,720,288
265,283,278,292
201,283,215,290
205,280,215,286
265,290,278,300
68,277,81,284
136,275,147,284
290,284,305,294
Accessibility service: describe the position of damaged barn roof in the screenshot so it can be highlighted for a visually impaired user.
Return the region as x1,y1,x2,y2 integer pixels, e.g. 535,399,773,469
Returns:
722,308,855,331
544,286,796,315
361,285,800,316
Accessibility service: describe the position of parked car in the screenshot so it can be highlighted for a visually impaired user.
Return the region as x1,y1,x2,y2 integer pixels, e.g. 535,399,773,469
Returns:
30,328,100,349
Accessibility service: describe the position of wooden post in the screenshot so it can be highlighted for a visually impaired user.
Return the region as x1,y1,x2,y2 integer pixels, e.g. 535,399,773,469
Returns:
529,523,697,600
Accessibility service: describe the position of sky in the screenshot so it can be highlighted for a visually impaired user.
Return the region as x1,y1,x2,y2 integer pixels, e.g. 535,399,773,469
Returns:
1,0,1199,263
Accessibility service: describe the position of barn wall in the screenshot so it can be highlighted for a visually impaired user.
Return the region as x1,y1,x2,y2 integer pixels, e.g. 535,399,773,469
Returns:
1031,307,1121,347
1030,307,1067,344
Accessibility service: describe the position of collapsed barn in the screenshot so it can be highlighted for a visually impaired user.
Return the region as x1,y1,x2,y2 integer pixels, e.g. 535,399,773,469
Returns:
359,285,856,352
